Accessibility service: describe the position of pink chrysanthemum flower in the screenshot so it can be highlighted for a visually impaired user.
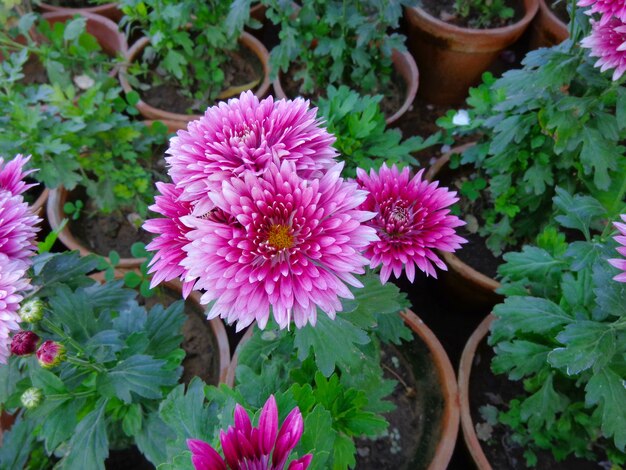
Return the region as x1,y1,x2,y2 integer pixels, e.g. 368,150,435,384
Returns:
187,395,312,470
143,182,197,298
181,160,377,331
166,91,338,208
0,190,41,265
578,0,626,25
356,164,467,284
581,17,626,81
608,214,626,282
0,255,30,364
0,154,36,197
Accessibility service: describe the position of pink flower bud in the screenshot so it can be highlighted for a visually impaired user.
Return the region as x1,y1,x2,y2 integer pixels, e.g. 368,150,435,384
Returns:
36,340,65,368
10,330,39,356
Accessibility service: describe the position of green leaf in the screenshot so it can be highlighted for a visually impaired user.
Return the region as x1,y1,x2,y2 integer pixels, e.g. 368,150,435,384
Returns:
135,411,175,466
294,314,370,377
553,188,605,240
0,416,37,470
124,271,142,288
145,302,186,357
32,252,99,295
122,403,143,436
580,127,620,191
63,17,87,41
490,296,572,343
98,355,178,403
332,433,356,470
520,374,568,432
296,405,336,470
162,50,186,79
42,398,83,454
49,286,98,342
492,340,551,380
499,246,562,281
30,367,66,394
585,368,626,451
548,322,616,375
108,250,120,266
58,399,109,470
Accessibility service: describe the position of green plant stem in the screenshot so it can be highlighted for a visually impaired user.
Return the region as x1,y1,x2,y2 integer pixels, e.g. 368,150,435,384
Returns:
66,356,106,373
41,317,85,356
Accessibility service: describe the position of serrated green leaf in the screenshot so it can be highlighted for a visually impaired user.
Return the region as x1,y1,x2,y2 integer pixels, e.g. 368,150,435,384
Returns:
63,17,87,41
145,302,186,357
296,405,336,470
492,340,551,380
548,322,616,375
553,188,606,240
499,246,563,281
585,368,626,451
122,403,143,436
136,410,175,466
520,374,567,432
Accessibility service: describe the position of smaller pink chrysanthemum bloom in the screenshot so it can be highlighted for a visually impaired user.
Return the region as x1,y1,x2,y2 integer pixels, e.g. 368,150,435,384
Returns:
143,182,197,297
581,17,626,81
0,254,30,365
356,164,467,284
0,154,36,197
0,189,41,266
608,214,626,282
166,91,338,208
182,160,378,331
578,0,626,25
187,395,312,470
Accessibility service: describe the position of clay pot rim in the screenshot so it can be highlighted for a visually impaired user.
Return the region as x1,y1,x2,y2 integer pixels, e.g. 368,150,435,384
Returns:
39,2,122,22
42,10,128,57
90,270,232,385
407,0,539,38
119,32,271,123
272,46,419,126
458,313,495,470
425,143,501,293
31,187,50,218
225,309,460,470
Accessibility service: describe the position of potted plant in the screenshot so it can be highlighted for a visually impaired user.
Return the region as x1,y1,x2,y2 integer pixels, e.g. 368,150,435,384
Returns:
262,0,418,124
528,0,570,48
429,5,626,300
118,0,271,122
39,0,123,22
404,0,539,104
459,190,626,468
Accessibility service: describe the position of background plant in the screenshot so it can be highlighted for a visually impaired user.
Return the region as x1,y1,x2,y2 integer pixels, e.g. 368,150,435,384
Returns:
487,189,626,466
315,85,439,177
450,0,515,28
0,252,186,469
259,0,414,96
120,0,251,110
437,24,626,255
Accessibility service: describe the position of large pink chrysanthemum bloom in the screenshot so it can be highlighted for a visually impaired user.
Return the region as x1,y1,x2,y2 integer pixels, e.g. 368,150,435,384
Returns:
181,160,377,331
581,17,626,81
187,395,312,470
0,190,41,265
143,182,197,298
608,214,626,282
0,154,36,196
356,164,467,284
0,255,30,364
578,0,626,25
166,91,338,210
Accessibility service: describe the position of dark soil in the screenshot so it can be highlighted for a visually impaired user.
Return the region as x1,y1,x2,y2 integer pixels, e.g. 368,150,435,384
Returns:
105,446,154,470
455,227,502,279
22,55,48,86
355,340,443,469
547,0,569,23
421,0,522,28
280,63,404,121
141,44,263,115
469,340,606,470
69,191,154,259
142,286,221,386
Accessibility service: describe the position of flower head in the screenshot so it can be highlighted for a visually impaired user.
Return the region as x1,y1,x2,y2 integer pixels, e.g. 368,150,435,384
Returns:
0,154,36,197
608,214,626,282
187,395,312,470
0,189,40,266
578,0,626,24
181,161,377,330
581,17,626,81
166,91,338,207
36,340,65,368
0,254,30,364
10,330,39,356
356,164,467,284
143,182,198,297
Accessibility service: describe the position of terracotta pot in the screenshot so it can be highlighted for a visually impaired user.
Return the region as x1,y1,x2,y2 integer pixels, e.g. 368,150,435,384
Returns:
272,48,418,126
226,309,459,470
0,411,16,447
90,270,231,384
528,0,569,49
119,32,271,122
39,2,122,23
404,0,539,105
425,144,502,307
43,11,127,58
45,119,185,268
458,313,496,469
31,188,50,218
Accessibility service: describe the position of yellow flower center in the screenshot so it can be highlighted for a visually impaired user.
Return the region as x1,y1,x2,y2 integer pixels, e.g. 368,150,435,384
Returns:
267,224,293,250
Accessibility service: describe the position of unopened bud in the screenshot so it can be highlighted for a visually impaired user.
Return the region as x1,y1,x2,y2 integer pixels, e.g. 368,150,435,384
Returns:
36,340,65,368
10,331,39,356
21,387,42,409
19,299,44,323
